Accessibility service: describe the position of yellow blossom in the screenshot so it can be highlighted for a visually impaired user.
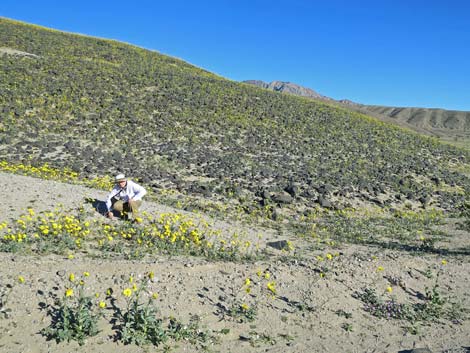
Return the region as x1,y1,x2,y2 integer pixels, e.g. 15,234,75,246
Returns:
386,286,393,293
83,271,90,277
241,303,249,311
152,293,159,299
264,272,270,280
326,253,333,260
18,275,25,284
123,288,132,297
377,266,384,272
69,273,75,282
441,259,448,265
245,278,251,286
267,281,276,295
99,301,106,309
65,288,74,297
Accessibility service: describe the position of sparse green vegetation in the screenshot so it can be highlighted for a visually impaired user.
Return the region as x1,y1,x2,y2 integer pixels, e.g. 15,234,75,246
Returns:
0,18,469,352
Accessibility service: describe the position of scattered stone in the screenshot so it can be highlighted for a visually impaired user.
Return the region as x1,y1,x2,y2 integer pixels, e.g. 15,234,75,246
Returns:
267,240,290,251
318,195,332,208
272,192,293,204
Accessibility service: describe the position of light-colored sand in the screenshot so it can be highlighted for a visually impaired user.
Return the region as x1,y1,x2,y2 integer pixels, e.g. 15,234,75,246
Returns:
0,172,469,353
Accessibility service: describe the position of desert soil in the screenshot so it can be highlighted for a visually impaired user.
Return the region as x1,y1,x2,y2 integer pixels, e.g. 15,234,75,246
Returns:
0,172,469,353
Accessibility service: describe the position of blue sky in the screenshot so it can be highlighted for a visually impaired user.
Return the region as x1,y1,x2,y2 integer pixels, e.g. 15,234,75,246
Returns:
2,0,469,111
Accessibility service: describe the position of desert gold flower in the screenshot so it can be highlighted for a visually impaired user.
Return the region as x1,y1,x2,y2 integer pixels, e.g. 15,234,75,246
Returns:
326,253,333,260
68,254,74,259
152,293,159,299
83,271,90,277
65,288,74,297
441,259,448,265
123,288,132,297
267,281,276,295
18,275,25,284
264,272,270,280
377,266,384,272
386,286,393,293
241,303,249,311
245,278,251,286
99,301,106,309
148,271,155,280
69,273,75,282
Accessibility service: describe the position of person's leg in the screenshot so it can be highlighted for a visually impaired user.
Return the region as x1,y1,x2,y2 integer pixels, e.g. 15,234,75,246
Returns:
112,200,125,218
128,200,142,219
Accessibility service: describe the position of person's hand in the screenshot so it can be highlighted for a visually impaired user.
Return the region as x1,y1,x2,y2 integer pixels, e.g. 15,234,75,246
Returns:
107,211,114,219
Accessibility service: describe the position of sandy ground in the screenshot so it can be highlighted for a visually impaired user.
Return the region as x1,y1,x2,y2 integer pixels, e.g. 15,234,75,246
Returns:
0,172,469,353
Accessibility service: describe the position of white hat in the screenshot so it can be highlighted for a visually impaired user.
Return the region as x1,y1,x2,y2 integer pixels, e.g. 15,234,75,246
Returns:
115,173,127,182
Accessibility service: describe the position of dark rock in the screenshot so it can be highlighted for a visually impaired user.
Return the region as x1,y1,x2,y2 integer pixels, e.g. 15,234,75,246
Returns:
318,195,333,208
267,240,291,250
398,349,432,353
272,192,293,204
285,183,299,197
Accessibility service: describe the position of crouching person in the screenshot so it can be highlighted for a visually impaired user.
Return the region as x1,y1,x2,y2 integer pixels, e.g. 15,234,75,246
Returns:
106,173,147,221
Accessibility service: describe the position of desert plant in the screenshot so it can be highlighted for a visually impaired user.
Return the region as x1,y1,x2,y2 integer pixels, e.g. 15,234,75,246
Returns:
41,273,102,345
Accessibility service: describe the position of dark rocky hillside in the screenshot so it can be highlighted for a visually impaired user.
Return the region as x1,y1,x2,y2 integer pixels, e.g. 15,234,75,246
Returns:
1,18,469,217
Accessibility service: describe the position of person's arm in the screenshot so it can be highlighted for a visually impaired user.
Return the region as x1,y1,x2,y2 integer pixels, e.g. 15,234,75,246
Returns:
129,181,147,201
105,187,118,214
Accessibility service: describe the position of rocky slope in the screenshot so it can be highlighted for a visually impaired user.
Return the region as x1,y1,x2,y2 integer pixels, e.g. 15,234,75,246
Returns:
244,80,470,141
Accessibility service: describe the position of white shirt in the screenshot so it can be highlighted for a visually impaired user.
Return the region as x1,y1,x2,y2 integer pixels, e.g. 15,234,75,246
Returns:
106,180,147,211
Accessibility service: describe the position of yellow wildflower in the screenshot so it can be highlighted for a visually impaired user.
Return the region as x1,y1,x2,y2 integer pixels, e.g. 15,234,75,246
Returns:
83,271,90,277
241,303,249,311
122,288,132,297
245,278,251,286
152,293,159,299
18,275,25,284
99,301,106,309
65,288,74,297
386,286,393,293
69,273,75,282
441,259,448,265
267,281,276,295
377,266,384,272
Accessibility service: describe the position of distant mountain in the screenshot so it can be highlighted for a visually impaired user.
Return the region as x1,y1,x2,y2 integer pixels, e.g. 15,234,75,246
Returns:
243,80,333,101
243,80,470,140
